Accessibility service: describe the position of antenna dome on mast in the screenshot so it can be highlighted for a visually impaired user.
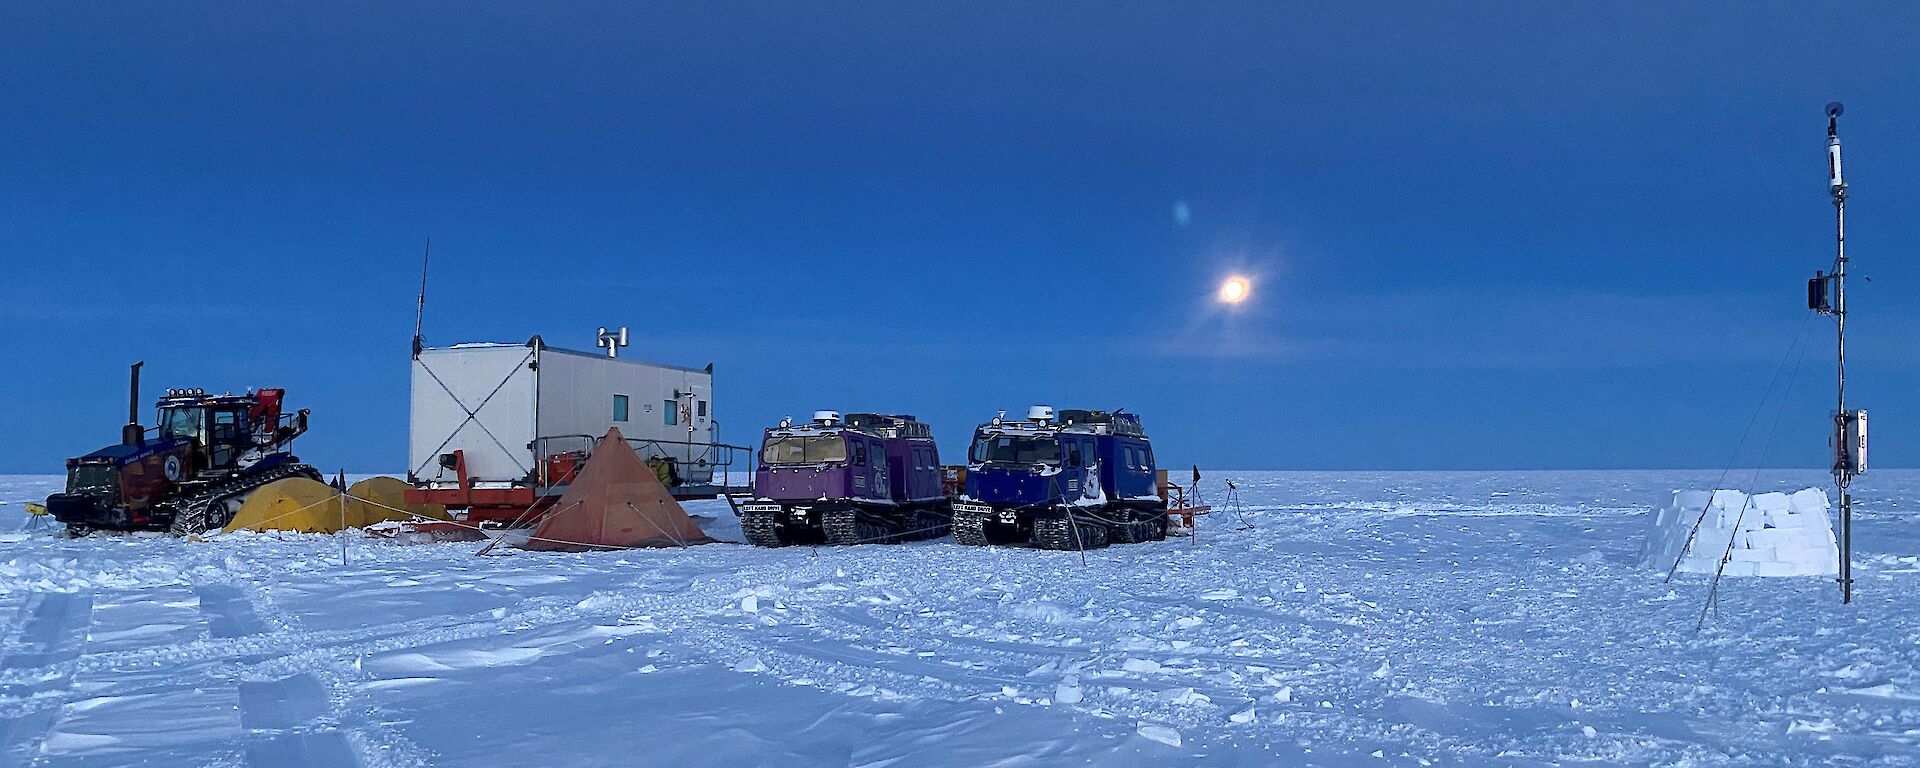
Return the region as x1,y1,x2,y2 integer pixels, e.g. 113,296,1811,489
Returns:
1826,102,1845,118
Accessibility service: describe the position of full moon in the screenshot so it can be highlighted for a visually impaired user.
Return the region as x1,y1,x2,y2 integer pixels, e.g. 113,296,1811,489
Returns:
1218,276,1251,304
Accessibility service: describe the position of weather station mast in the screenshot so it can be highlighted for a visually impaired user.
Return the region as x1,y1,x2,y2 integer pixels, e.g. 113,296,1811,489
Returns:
1809,102,1867,604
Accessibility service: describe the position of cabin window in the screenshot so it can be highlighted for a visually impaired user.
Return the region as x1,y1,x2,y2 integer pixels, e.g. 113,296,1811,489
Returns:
763,436,847,464
971,436,1060,465
1141,445,1154,469
1065,441,1082,468
160,408,204,440
697,400,707,418
212,409,239,439
854,442,868,466
612,395,629,422
663,400,678,426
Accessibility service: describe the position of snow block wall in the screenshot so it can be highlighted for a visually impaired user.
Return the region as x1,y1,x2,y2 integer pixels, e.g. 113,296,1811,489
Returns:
1641,488,1838,577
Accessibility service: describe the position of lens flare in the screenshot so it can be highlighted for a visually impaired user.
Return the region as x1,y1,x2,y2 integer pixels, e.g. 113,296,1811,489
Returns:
1218,276,1251,304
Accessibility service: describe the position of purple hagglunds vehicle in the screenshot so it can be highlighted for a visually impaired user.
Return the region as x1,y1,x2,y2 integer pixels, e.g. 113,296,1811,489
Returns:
737,411,948,546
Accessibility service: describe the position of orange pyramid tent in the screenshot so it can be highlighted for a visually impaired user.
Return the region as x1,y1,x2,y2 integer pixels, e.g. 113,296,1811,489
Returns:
520,427,714,551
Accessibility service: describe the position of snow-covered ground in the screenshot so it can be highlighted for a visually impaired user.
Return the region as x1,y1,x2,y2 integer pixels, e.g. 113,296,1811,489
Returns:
2,470,1918,767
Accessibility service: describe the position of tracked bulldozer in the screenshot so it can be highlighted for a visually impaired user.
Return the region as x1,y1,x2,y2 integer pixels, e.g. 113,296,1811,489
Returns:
45,362,323,536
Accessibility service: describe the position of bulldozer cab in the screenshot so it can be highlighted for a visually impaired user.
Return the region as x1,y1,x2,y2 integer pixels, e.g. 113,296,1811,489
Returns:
156,389,297,473
159,399,244,471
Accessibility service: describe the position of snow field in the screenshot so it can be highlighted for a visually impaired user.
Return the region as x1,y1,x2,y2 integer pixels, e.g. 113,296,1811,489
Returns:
1,470,1917,766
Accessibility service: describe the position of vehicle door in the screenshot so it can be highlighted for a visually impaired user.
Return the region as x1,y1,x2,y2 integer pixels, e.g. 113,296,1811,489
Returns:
210,408,243,468
869,438,889,500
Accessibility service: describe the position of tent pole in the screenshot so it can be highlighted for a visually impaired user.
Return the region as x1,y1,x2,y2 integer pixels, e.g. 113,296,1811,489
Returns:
339,469,349,565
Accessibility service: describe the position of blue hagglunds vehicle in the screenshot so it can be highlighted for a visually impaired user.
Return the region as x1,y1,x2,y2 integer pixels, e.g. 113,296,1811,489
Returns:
952,406,1168,550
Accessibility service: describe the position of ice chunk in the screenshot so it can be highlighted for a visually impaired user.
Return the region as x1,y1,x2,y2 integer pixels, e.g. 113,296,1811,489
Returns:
1011,601,1075,624
1162,687,1211,706
1783,510,1822,529
1747,528,1793,549
1694,526,1734,550
1055,680,1084,704
1137,723,1183,747
1790,488,1831,513
1751,492,1790,512
1122,658,1162,674
1671,490,1713,513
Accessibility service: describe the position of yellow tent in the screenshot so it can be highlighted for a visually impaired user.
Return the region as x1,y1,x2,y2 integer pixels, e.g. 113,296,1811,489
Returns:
347,476,450,525
223,477,350,533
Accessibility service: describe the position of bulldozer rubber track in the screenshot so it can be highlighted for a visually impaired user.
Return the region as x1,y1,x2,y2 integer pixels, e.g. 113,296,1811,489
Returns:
740,509,783,547
166,463,322,536
952,507,992,546
1034,514,1110,551
821,508,861,546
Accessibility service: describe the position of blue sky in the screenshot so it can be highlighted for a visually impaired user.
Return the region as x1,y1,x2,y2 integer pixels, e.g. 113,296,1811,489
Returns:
4,3,1918,472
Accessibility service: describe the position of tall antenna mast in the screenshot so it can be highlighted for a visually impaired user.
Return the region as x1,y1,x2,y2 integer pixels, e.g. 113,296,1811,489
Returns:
1811,102,1866,604
412,238,431,359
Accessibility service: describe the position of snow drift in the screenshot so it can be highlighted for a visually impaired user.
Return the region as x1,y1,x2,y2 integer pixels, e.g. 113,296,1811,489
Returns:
1641,488,1838,577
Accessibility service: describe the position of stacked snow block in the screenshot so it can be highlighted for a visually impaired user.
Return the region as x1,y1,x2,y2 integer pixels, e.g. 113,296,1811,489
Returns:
1640,488,1837,577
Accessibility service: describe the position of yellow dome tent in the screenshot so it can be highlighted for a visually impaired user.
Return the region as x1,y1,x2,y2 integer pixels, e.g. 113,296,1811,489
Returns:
222,477,349,533
347,476,450,525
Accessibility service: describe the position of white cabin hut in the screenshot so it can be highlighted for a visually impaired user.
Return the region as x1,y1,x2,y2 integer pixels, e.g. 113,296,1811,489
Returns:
409,335,722,491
